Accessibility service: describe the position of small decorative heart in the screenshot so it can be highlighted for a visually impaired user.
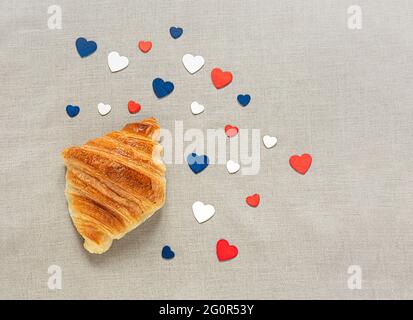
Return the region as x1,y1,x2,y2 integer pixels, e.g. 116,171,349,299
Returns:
152,78,174,98
237,94,251,107
107,51,129,73
246,194,260,207
187,153,209,174
169,26,183,39
190,101,205,115
226,160,240,174
192,201,215,224
128,100,141,114
138,40,152,53
161,245,175,260
289,154,312,175
225,125,239,138
211,68,233,89
66,105,80,118
182,54,205,74
97,103,111,116
75,37,97,58
263,135,277,149
216,239,238,262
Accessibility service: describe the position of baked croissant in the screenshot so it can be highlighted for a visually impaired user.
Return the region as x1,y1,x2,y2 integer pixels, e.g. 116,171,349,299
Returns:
62,118,166,254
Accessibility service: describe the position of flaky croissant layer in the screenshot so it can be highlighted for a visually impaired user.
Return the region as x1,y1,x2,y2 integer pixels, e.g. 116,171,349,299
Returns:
62,118,166,254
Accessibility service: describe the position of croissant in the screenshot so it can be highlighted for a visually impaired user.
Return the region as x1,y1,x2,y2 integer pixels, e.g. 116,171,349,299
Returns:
61,118,166,254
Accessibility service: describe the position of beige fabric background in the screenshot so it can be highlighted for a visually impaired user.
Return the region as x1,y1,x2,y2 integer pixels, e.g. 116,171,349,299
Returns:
1,0,413,299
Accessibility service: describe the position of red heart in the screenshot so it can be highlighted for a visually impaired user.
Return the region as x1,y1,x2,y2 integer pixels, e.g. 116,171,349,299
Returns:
216,239,238,262
128,100,141,114
246,194,260,207
225,125,239,137
211,68,233,89
138,40,152,53
289,153,312,175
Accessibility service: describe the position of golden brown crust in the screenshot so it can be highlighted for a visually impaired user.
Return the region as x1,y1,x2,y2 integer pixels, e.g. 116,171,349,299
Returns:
62,118,166,254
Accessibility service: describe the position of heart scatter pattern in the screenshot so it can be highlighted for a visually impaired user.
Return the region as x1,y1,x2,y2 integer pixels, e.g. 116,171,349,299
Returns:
68,27,313,264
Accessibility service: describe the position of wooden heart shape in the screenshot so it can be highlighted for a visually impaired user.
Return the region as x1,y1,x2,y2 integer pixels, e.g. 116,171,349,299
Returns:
138,40,152,53
107,51,129,73
192,201,215,224
190,101,205,115
128,100,141,114
182,54,205,74
216,239,238,262
289,154,312,175
211,68,233,89
246,194,260,207
97,103,111,116
225,125,239,138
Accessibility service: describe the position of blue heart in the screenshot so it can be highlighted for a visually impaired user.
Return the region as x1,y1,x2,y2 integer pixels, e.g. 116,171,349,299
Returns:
162,245,175,260
169,26,183,39
75,37,97,58
187,153,209,174
152,78,174,98
237,94,251,107
66,105,80,118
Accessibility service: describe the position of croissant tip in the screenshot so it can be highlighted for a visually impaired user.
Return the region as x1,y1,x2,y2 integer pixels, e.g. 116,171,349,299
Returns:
84,239,113,254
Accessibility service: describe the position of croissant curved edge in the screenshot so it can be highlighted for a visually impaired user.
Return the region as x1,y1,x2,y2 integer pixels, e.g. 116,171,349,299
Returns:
61,118,166,254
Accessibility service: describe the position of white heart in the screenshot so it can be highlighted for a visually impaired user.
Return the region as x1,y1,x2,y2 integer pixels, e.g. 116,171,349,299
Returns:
192,201,215,224
182,54,205,74
190,101,205,115
263,135,277,148
97,103,111,116
108,51,129,72
226,160,240,174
